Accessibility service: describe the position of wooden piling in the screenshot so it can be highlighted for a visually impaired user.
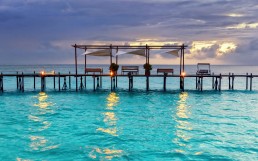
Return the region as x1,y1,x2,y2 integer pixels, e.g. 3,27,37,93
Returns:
54,71,56,89
69,71,71,89
58,72,60,91
246,73,248,90
146,76,149,91
201,77,203,91
196,77,198,89
163,73,167,91
0,73,3,92
229,72,231,90
212,72,214,89
250,73,253,91
219,74,222,91
22,72,24,92
41,73,45,92
232,73,234,90
16,71,18,89
34,71,36,89
93,76,96,91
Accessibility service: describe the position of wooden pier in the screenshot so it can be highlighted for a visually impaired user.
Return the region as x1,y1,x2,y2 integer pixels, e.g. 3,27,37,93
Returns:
0,72,257,92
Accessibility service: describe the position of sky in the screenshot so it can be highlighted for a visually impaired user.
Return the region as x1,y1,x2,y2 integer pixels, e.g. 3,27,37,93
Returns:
0,0,258,65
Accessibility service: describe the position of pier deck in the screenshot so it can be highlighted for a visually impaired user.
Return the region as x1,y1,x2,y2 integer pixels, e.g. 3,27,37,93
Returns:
0,72,256,92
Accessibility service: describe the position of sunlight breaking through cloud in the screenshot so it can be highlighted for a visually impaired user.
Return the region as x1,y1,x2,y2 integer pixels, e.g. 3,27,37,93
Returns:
217,42,237,56
226,23,258,29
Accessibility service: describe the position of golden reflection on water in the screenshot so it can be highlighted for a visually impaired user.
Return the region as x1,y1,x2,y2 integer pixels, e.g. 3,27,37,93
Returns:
27,92,59,152
174,92,191,154
94,92,123,160
97,92,119,136
173,92,202,155
89,147,123,160
33,92,54,109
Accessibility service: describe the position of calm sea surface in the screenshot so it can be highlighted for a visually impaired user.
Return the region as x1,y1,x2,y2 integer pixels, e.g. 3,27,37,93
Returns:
0,65,258,161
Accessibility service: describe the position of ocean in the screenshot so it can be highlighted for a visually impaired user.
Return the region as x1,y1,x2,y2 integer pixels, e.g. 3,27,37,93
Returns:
0,65,257,161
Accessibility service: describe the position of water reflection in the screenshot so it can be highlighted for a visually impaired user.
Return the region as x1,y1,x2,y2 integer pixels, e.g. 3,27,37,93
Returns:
97,92,119,136
28,92,58,152
89,147,123,160
173,92,192,153
33,92,54,109
94,92,123,160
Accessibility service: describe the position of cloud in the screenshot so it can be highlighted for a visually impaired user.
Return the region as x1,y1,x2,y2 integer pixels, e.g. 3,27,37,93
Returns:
226,22,258,29
0,0,258,64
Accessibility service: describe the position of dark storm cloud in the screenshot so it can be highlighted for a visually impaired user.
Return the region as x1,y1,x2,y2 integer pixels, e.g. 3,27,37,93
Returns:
0,0,258,64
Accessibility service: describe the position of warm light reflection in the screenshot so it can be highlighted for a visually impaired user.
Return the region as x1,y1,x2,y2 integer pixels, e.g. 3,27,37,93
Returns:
106,92,119,110
89,147,123,160
16,158,33,161
41,71,45,75
26,92,59,153
94,92,122,159
29,136,47,150
97,92,119,136
33,92,54,109
173,92,192,154
181,72,186,77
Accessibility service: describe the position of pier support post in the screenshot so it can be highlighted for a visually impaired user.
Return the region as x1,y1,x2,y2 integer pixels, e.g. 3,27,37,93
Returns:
250,73,253,91
196,77,198,89
201,77,203,91
34,71,36,90
146,76,149,91
215,77,218,90
62,77,67,90
54,71,56,90
93,76,96,91
212,73,214,89
219,74,222,91
229,72,231,90
100,75,102,88
0,73,3,92
69,71,71,89
246,73,248,90
16,71,18,89
163,73,167,91
41,74,45,92
232,73,234,90
180,77,184,91
80,76,84,90
116,76,118,88
128,73,133,91
110,77,112,91
97,76,100,88
113,77,116,90
58,72,60,91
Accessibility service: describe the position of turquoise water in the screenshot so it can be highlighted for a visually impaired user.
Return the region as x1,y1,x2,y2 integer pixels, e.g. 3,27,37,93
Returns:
0,65,258,160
